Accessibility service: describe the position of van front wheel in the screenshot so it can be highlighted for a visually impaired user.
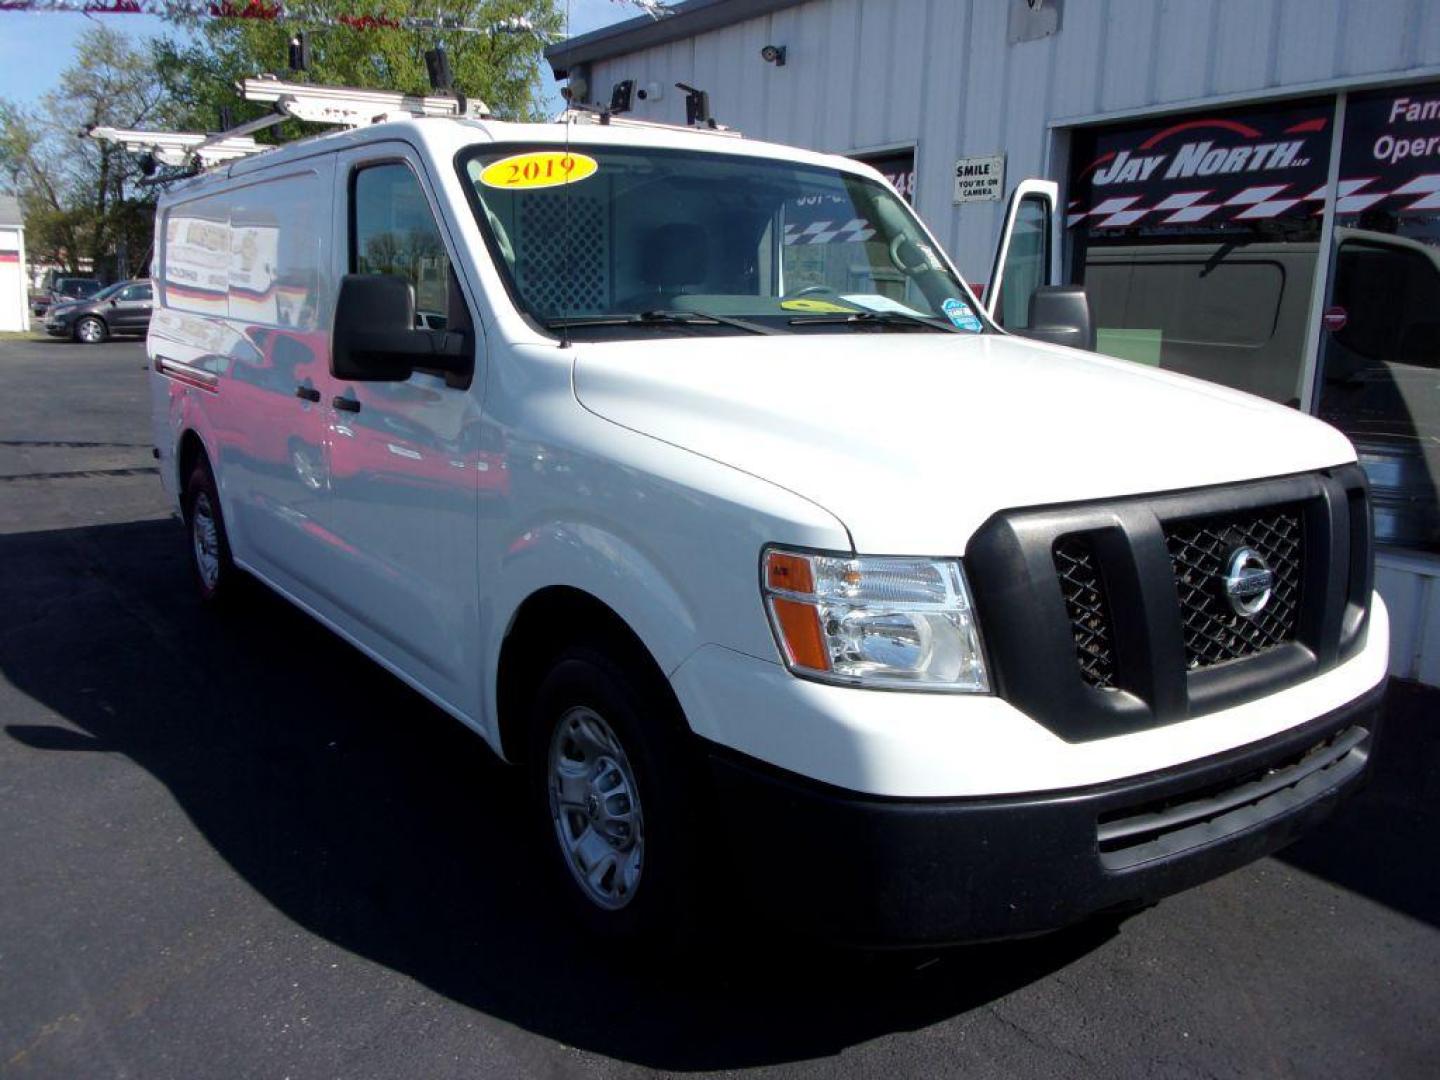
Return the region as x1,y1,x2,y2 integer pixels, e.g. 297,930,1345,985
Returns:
183,458,237,604
529,646,701,946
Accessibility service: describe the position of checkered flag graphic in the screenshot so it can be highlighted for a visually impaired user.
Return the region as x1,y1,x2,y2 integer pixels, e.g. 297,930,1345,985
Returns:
1068,173,1440,229
783,219,879,245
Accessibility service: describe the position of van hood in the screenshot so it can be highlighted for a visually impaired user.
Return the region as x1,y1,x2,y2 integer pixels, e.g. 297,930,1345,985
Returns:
572,332,1356,554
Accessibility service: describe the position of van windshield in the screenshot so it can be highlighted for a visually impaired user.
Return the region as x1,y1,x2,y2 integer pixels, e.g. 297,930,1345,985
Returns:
458,144,985,338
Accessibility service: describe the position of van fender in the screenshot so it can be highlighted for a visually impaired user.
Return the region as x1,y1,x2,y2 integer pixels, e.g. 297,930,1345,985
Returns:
483,518,702,741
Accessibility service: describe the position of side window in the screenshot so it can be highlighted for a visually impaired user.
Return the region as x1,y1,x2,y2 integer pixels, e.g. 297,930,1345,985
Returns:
995,195,1050,329
1329,242,1440,371
353,163,451,328
164,172,324,328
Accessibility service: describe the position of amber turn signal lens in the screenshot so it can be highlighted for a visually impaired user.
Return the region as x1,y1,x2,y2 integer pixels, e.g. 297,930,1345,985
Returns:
769,597,830,671
765,551,815,594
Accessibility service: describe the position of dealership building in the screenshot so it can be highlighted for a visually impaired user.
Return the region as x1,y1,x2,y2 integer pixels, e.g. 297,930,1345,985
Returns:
547,0,1440,686
0,195,29,333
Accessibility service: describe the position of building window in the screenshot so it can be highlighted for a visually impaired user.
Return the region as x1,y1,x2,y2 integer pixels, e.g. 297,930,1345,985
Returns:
1316,83,1440,551
851,147,916,204
1067,99,1334,405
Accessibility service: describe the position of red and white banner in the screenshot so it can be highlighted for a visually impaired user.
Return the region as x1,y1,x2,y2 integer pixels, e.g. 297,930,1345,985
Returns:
1335,83,1440,220
1068,100,1333,232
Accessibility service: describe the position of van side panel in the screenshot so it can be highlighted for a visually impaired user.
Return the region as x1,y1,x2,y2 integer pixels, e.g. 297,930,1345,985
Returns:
152,161,340,612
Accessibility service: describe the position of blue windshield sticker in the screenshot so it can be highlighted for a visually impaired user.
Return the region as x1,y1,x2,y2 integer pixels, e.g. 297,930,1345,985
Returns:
942,297,983,332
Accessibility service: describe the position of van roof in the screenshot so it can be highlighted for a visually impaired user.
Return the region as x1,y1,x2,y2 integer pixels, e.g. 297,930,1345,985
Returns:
160,114,882,200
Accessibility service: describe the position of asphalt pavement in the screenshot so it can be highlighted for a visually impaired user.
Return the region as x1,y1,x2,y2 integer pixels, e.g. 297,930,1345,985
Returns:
1,337,1437,1079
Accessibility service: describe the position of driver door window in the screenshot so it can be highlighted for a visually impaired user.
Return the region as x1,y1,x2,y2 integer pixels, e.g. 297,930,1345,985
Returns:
353,163,451,330
992,194,1052,329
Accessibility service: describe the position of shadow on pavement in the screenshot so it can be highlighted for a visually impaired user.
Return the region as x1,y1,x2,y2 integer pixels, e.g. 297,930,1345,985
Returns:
0,518,1121,1070
1276,678,1440,928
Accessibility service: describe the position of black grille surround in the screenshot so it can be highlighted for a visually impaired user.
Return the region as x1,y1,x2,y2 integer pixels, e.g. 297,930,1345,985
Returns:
965,466,1373,743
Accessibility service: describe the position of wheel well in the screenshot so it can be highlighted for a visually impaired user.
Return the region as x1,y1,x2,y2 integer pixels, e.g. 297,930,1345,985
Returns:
495,586,679,763
177,429,207,493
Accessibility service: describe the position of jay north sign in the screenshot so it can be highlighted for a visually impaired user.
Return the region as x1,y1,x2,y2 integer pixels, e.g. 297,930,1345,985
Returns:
1070,100,1333,231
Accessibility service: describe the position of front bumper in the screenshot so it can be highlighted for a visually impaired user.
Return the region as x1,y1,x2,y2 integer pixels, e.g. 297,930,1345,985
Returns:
706,680,1384,946
45,316,73,336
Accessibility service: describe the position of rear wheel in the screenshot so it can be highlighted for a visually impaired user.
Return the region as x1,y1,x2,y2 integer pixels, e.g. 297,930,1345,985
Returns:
529,646,702,946
182,457,238,604
74,316,107,344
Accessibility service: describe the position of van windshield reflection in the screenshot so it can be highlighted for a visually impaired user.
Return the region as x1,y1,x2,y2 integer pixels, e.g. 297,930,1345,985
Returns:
458,145,986,338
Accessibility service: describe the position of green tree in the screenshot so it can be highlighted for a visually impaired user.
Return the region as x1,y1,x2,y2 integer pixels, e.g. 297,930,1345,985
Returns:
0,26,163,277
155,1,565,134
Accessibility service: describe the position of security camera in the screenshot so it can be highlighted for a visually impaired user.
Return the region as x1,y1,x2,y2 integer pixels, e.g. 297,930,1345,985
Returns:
609,79,635,114
760,44,787,66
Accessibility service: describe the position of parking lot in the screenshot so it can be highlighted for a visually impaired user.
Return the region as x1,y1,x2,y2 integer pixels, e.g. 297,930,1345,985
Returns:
0,337,1437,1079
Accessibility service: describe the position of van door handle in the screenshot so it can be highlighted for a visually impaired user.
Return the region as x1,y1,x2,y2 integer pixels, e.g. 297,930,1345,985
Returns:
295,386,321,402
332,396,362,413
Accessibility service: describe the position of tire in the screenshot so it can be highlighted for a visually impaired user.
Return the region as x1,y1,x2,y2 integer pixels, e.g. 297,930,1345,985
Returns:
528,645,703,947
74,316,108,344
182,456,238,604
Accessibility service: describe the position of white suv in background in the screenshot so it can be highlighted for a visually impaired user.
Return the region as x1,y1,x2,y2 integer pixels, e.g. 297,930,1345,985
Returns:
148,113,1388,945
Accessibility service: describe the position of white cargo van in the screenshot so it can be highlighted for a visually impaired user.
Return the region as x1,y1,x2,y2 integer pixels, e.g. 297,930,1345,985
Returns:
148,107,1388,945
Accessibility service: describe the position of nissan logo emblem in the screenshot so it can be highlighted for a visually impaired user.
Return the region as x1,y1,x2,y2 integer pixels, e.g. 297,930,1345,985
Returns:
1222,547,1275,617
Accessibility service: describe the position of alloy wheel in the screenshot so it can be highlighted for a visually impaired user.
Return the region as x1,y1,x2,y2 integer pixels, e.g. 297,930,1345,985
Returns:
191,491,221,591
547,706,646,911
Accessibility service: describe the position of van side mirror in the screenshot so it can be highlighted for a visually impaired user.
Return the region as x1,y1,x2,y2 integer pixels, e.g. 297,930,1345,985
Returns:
1016,285,1095,352
332,273,472,382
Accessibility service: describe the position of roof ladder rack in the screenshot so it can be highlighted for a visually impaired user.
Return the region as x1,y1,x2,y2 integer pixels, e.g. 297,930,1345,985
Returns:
90,74,493,175
238,75,490,127
86,127,266,168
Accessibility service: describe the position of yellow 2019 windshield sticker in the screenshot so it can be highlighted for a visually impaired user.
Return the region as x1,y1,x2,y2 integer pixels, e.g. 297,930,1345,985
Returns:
478,151,598,190
779,298,860,313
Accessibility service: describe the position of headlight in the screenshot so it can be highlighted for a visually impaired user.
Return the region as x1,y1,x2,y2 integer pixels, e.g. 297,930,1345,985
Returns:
761,547,989,692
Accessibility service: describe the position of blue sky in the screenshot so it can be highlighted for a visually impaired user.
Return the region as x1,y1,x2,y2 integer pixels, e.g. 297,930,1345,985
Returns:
0,0,639,110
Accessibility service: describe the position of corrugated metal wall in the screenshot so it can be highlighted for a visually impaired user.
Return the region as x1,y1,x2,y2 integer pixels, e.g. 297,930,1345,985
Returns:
586,0,1440,281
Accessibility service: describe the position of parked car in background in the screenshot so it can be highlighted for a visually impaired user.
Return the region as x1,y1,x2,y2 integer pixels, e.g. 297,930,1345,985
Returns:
46,279,153,343
31,276,103,318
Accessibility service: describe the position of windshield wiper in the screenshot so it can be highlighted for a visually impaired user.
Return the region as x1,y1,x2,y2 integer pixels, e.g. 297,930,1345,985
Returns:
545,309,779,335
787,310,964,333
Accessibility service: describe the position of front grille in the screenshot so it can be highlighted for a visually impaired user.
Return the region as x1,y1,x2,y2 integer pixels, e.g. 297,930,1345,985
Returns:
1054,536,1117,689
967,466,1370,741
1164,506,1304,670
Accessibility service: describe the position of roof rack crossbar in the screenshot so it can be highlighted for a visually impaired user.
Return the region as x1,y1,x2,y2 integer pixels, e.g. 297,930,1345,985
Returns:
190,109,288,154
554,107,742,138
